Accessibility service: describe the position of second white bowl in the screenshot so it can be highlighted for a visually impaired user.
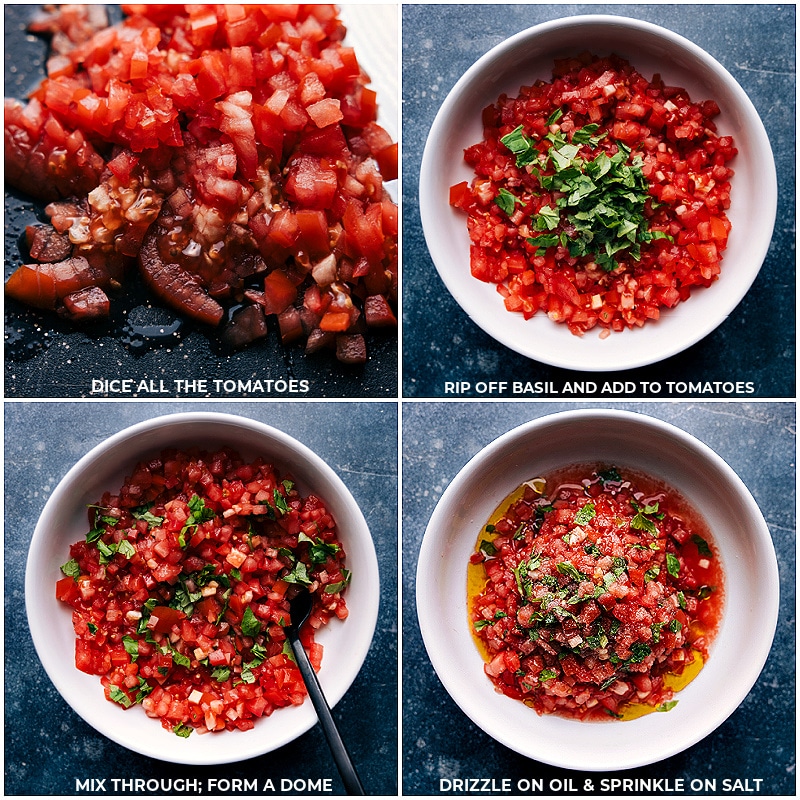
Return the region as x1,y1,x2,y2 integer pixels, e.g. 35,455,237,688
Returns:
419,15,776,371
417,409,778,770
25,412,380,765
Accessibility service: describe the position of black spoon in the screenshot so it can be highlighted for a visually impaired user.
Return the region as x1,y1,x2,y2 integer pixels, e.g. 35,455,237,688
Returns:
285,588,365,796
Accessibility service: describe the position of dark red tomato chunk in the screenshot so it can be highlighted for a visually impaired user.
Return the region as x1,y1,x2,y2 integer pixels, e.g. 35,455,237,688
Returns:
5,4,397,361
470,466,723,720
57,446,350,737
451,53,736,337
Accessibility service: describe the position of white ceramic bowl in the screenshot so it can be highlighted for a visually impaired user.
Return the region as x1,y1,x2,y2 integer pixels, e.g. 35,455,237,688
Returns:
417,409,778,770
25,412,379,765
419,15,777,371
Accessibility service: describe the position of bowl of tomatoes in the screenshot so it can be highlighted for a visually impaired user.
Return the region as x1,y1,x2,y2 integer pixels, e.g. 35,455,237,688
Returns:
419,15,776,371
25,412,379,765
417,408,778,769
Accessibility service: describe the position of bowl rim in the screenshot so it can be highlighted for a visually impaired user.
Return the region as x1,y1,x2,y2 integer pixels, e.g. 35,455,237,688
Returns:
416,408,780,769
419,13,777,371
24,411,380,765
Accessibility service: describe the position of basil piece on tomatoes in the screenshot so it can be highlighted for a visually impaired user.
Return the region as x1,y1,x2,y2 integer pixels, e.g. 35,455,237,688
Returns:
60,559,80,579
325,569,352,594
574,502,596,526
241,606,262,638
298,531,341,564
666,552,681,578
495,188,523,216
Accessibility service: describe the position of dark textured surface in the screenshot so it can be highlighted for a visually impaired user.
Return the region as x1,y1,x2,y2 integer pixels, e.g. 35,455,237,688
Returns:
3,5,398,399
401,4,796,398
4,403,398,796
402,402,795,795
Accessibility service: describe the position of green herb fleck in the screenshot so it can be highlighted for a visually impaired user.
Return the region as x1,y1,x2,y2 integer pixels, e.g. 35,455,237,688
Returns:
495,187,523,216
574,502,596,526
325,569,352,594
556,562,585,583
123,635,139,662
666,552,681,578
691,534,712,556
109,685,132,708
273,489,290,515
211,666,231,682
241,606,262,638
60,559,80,579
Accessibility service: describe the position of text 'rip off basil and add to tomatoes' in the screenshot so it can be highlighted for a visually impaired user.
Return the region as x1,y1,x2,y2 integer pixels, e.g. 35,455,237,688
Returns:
6,5,397,363
56,447,351,736
468,466,723,720
450,53,737,337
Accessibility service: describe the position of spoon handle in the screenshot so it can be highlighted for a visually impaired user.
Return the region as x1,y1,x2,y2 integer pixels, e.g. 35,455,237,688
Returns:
289,635,366,796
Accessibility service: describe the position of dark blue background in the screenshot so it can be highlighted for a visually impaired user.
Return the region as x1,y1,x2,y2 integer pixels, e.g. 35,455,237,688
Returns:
402,5,796,398
402,402,795,795
4,403,398,796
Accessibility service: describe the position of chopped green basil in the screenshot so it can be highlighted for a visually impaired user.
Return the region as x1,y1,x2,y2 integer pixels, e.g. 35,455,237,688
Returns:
691,534,712,556
325,569,352,594
495,187,523,216
298,532,341,564
60,559,80,579
132,504,164,528
597,467,622,485
109,685,132,708
478,539,498,557
273,489,290,515
627,642,652,664
283,560,312,586
241,606,262,638
556,561,585,583
574,502,596,526
123,635,139,662
211,666,231,682
666,552,681,578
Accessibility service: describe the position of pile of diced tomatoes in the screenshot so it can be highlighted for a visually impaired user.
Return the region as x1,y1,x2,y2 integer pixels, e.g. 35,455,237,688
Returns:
450,53,736,336
56,447,349,736
6,5,397,359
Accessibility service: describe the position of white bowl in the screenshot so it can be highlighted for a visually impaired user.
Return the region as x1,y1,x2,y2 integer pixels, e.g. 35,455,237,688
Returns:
419,15,777,371
416,409,778,770
25,412,379,765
